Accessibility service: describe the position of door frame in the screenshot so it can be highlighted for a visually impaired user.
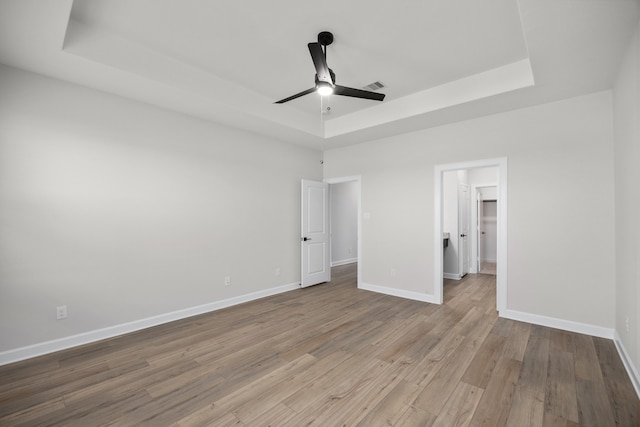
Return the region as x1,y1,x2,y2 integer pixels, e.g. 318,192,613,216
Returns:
470,185,497,274
434,158,507,312
325,175,362,289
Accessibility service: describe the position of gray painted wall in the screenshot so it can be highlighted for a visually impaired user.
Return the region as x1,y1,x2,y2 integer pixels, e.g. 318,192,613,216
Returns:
613,16,640,393
0,65,322,354
324,90,616,330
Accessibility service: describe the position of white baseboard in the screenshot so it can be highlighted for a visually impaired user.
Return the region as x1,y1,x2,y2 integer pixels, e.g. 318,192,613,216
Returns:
331,258,358,267
443,272,461,280
359,282,439,304
502,309,639,399
500,309,615,339
613,331,640,399
0,281,301,366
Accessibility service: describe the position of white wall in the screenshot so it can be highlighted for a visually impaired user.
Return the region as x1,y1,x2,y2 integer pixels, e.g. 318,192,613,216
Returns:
330,181,358,266
469,167,498,194
613,16,640,393
324,90,616,330
0,65,322,357
479,187,498,200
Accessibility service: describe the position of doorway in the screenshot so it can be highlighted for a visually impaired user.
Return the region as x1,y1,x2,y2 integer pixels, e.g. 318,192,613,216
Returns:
326,176,361,288
329,181,359,268
434,158,507,312
300,177,361,288
477,190,497,275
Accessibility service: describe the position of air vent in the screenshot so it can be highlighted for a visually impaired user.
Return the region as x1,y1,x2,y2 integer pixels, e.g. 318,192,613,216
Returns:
363,81,385,91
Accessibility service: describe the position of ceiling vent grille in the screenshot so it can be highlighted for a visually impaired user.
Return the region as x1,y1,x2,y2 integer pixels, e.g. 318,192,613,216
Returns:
363,81,385,91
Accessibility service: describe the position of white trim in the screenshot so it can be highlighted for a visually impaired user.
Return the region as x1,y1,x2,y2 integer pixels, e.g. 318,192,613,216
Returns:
435,157,507,310
613,331,640,399
331,258,358,267
324,176,362,289
443,273,461,280
501,309,614,339
359,282,439,304
0,281,300,366
325,176,362,184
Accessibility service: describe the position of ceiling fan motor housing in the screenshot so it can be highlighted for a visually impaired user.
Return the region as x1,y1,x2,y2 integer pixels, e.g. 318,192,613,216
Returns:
315,69,336,86
317,31,334,46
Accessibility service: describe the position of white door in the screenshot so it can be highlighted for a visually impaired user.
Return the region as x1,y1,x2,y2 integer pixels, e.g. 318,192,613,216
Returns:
477,189,485,273
301,179,330,287
458,184,470,277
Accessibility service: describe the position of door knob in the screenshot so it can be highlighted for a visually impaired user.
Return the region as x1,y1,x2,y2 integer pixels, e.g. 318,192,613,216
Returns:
460,234,467,237
302,237,312,241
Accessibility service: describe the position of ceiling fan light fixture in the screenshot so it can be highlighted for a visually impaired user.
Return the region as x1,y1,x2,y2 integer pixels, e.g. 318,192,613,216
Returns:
316,82,334,96
274,32,385,104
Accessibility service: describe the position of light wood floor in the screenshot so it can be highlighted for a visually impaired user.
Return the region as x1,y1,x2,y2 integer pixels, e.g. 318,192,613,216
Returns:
480,262,496,275
0,264,637,426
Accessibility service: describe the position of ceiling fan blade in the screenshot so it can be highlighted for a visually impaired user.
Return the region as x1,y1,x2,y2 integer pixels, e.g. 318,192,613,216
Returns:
274,87,316,104
333,85,385,101
308,42,333,84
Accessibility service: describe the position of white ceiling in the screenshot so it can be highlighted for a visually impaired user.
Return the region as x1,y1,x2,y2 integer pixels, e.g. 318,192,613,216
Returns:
0,0,638,150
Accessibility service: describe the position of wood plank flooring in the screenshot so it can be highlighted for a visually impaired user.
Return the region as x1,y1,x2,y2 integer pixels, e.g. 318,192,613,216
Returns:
0,264,637,426
479,262,496,275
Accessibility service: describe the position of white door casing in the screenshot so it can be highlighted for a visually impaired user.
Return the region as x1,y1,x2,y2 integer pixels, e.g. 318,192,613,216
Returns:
301,179,330,287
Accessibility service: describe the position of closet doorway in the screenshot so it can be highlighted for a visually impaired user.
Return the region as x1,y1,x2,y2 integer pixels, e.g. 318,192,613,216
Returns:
476,187,497,275
434,158,507,312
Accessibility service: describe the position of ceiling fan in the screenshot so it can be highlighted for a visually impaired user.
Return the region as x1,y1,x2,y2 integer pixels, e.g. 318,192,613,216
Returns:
275,31,386,104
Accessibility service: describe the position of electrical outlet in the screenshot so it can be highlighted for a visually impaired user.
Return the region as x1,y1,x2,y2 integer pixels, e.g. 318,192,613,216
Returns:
224,276,231,286
390,268,397,276
275,267,281,276
56,305,67,320
625,316,630,333
348,247,352,254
